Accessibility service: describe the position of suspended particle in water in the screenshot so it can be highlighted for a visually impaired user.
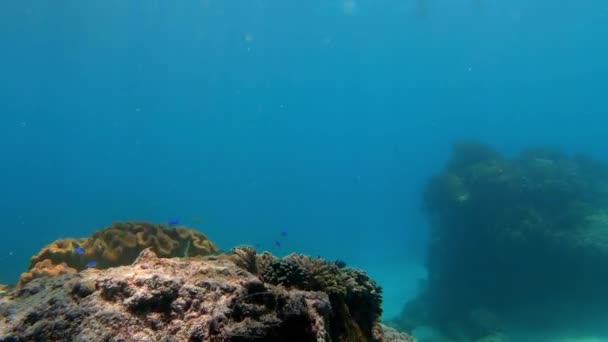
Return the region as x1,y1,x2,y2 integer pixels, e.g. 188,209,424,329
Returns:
510,10,522,22
416,0,428,18
0,251,14,263
343,0,357,15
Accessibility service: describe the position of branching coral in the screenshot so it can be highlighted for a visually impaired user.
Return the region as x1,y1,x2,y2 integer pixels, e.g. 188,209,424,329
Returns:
229,245,259,274
230,250,383,339
287,253,345,294
242,252,382,313
341,268,383,332
259,256,308,287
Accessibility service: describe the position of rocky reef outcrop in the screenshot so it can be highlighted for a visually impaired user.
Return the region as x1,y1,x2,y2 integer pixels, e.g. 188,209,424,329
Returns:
1,241,414,341
393,141,608,340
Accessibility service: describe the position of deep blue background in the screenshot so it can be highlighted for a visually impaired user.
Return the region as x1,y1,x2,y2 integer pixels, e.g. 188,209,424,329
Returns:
0,0,606,318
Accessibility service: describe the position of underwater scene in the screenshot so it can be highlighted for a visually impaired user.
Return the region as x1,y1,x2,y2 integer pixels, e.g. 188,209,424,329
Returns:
1,0,607,341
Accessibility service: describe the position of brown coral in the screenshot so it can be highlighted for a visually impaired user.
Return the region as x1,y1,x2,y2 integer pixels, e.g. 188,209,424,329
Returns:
19,221,219,287
85,221,219,266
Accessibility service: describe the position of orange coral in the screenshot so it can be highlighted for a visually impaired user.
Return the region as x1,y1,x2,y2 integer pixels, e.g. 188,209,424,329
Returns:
27,238,88,270
83,222,219,265
19,221,219,287
18,259,77,287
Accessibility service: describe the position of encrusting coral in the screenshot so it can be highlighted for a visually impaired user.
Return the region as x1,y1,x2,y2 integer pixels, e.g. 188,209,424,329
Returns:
20,221,219,287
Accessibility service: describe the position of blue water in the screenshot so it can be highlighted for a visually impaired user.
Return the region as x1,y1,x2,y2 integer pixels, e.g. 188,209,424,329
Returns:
0,0,607,331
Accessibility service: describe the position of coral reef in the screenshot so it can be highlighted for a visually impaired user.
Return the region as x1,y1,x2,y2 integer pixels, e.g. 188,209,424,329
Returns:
226,248,384,340
20,221,219,287
0,248,414,342
395,141,608,339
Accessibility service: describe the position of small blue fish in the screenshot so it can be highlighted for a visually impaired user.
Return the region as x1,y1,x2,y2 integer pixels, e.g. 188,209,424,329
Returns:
168,218,180,226
280,230,288,237
274,240,282,247
86,261,98,268
74,247,85,255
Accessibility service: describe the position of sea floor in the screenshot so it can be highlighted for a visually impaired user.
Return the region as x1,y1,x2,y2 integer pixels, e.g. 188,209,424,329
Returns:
366,260,608,342
361,259,427,319
413,326,608,342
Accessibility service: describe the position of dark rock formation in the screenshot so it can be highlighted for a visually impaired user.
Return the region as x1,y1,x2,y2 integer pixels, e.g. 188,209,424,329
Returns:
0,248,414,342
394,141,608,340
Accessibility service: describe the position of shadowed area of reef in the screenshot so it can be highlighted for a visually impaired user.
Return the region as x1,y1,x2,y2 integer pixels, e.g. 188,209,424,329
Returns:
391,141,608,341
0,222,414,342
